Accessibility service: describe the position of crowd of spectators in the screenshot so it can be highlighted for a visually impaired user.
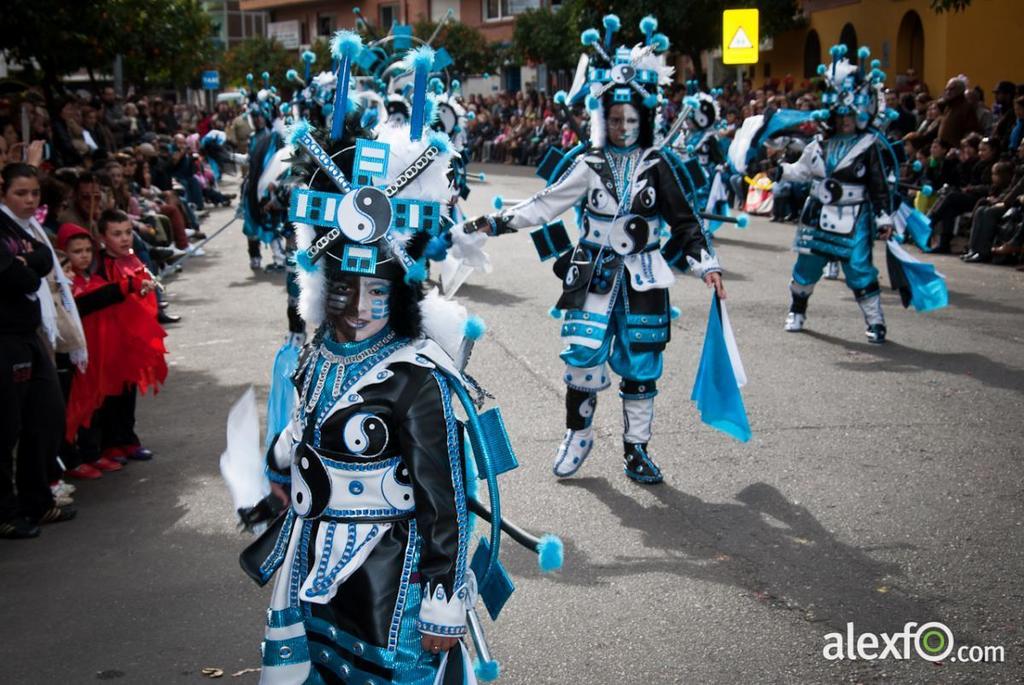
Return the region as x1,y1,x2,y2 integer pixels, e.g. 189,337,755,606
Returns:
0,86,247,540
461,73,1024,270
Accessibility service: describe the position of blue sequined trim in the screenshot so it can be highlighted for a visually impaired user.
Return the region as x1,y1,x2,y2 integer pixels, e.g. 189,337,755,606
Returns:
266,466,291,484
387,519,418,652
306,523,382,598
318,454,402,472
415,620,467,637
290,518,313,609
262,635,311,667
259,509,297,582
431,372,468,590
321,506,411,519
266,606,303,628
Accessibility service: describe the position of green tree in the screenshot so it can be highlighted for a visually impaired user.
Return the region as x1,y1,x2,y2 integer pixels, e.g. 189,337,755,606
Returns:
412,20,497,77
220,37,299,94
0,0,214,102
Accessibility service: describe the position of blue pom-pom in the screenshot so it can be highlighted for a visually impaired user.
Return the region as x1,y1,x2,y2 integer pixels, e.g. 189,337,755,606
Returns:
643,93,659,109
837,44,848,57
246,73,254,83
640,15,658,35
331,30,364,61
651,33,670,53
302,50,316,64
404,260,427,284
602,14,620,32
463,315,486,341
548,306,563,319
286,69,299,82
296,249,317,273
427,130,452,155
871,58,881,69
280,103,291,115
466,111,476,120
425,235,448,261
451,79,461,90
322,103,333,117
478,172,486,182
922,184,934,198
670,306,681,320
912,160,923,173
857,111,869,123
492,195,503,210
586,95,600,111
817,64,827,76
581,28,600,46
685,144,695,155
858,46,871,60
554,90,567,105
359,108,378,129
736,214,750,229
537,534,564,573
405,45,436,73
474,659,501,682
483,72,491,79
286,119,310,146
261,71,270,81
829,45,842,58
886,109,899,121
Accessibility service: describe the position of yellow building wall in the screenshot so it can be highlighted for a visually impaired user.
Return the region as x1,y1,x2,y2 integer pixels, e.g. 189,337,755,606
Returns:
761,0,1023,97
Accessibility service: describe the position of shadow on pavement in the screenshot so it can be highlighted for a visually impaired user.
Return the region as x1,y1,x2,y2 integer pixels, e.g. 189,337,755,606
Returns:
540,477,943,637
457,282,531,306
804,330,1024,395
945,289,1024,317
713,235,791,254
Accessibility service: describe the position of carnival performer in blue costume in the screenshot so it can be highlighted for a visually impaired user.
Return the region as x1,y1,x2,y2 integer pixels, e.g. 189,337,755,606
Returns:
463,15,725,485
779,45,898,343
222,35,561,685
241,75,289,272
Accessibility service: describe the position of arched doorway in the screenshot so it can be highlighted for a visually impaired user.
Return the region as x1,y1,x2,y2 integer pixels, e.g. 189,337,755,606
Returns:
896,11,925,79
803,30,821,78
839,23,858,63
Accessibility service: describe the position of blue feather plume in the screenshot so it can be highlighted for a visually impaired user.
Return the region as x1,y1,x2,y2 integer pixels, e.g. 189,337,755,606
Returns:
330,30,363,61
286,119,310,146
537,534,564,573
463,315,486,341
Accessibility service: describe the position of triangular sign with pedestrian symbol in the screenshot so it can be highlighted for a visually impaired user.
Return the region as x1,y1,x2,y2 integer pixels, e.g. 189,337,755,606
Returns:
729,27,753,50
722,9,759,64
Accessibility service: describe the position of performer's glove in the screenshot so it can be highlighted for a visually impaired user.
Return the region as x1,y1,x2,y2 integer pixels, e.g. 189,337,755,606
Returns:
462,213,515,236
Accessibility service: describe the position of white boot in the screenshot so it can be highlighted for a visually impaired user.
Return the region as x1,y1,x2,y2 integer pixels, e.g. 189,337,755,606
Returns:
552,427,595,478
824,261,840,280
784,311,806,332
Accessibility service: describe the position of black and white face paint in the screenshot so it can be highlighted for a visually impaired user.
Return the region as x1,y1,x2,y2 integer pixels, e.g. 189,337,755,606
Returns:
607,103,641,148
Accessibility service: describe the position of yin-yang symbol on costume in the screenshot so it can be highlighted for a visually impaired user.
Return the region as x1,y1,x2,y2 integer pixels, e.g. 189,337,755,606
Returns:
342,412,390,458
380,461,415,511
694,100,717,129
822,179,843,205
565,264,580,287
588,188,614,213
635,186,656,211
609,216,650,255
577,395,596,420
338,187,393,243
611,64,636,85
292,446,332,519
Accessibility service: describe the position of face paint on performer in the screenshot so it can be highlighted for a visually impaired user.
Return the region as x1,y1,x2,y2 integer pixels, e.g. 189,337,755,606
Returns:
838,113,857,135
607,103,641,148
327,274,392,342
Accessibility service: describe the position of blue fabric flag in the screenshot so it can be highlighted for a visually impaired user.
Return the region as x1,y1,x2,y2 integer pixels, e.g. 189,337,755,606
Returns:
691,294,752,442
885,240,949,313
265,340,301,447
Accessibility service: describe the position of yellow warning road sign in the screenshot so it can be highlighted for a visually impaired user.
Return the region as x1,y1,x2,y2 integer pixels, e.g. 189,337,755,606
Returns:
723,9,759,65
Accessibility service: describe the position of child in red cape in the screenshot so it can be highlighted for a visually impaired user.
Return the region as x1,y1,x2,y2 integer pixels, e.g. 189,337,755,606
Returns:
60,209,167,467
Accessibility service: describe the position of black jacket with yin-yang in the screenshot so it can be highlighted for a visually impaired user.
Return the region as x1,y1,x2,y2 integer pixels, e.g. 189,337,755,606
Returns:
261,328,473,657
501,146,722,352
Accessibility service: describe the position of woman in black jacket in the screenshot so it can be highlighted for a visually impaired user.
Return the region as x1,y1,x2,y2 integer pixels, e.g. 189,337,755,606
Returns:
0,163,76,539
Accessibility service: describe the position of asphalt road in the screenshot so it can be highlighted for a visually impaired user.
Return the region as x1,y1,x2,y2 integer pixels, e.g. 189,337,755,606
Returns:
2,165,1023,684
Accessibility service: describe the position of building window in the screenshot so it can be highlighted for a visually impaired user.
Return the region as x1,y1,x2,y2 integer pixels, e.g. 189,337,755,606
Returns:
803,30,821,79
839,23,858,63
485,0,540,21
317,15,333,38
379,4,398,28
